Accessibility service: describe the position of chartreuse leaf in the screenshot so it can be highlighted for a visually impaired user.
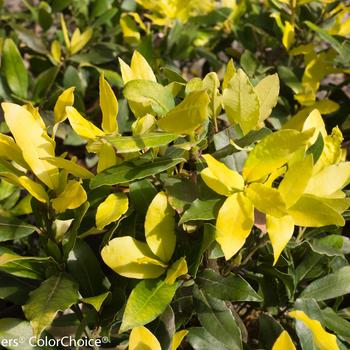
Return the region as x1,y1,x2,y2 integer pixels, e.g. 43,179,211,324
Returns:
254,74,280,122
289,310,339,350
101,236,166,279
288,194,345,227
96,142,117,173
157,90,209,134
246,183,287,217
23,273,79,339
3,38,28,99
18,176,49,203
99,72,118,134
66,106,104,140
60,14,70,49
103,132,178,153
124,80,175,116
222,69,260,135
51,180,87,213
166,257,188,285
42,156,93,179
201,154,244,196
2,103,59,190
81,291,110,312
305,163,350,197
96,193,128,230
272,331,296,350
266,215,294,265
120,279,177,333
279,155,313,208
222,58,236,90
119,57,135,83
129,326,161,350
243,129,312,182
0,318,34,350
145,191,176,262
54,87,75,124
216,193,254,260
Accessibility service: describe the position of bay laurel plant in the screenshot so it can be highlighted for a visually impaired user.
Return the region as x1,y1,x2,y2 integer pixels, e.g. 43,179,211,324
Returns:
0,50,350,350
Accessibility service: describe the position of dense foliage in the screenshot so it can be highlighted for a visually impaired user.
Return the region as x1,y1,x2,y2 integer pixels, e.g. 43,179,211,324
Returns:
0,0,350,349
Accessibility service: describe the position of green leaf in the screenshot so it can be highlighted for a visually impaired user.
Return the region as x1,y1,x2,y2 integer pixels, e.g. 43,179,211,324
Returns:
258,314,284,349
14,25,49,54
187,327,231,350
179,198,223,224
90,156,184,188
0,248,53,280
120,279,177,333
321,307,350,342
67,239,107,297
81,291,111,312
157,90,209,134
0,318,35,350
2,38,28,98
22,272,79,339
129,179,158,216
103,132,179,153
193,286,242,350
222,68,260,135
309,235,350,256
301,266,350,301
0,217,37,242
33,66,60,101
197,269,262,302
124,80,175,116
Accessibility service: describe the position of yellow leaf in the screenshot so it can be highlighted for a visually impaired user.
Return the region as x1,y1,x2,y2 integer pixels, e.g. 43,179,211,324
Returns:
23,104,46,130
101,236,166,279
96,193,129,230
51,180,87,213
129,326,161,350
318,197,350,214
165,257,188,284
18,176,49,203
288,194,345,227
305,162,350,197
145,191,176,262
66,106,104,140
171,330,189,350
132,114,156,135
97,142,117,173
99,73,118,134
157,90,209,134
254,74,280,122
2,103,59,190
42,156,93,179
60,14,70,49
222,58,236,90
301,109,327,144
279,155,313,208
119,57,135,84
266,215,294,265
131,51,157,82
282,21,295,50
243,129,312,182
54,87,75,125
216,193,254,260
0,133,27,168
222,69,260,135
272,330,296,350
283,100,339,131
289,310,339,350
70,27,93,55
246,183,287,217
201,154,244,196
50,40,61,64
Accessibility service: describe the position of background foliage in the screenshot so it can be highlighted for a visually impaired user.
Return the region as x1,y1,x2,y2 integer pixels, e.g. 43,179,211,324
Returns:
0,0,350,349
